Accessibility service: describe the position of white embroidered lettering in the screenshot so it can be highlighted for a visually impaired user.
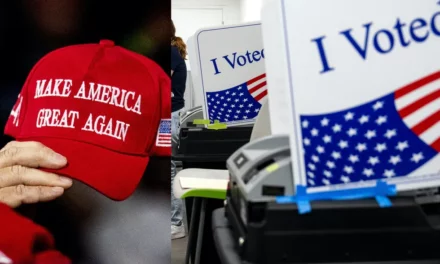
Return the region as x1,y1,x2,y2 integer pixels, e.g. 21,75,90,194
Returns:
88,82,100,100
94,115,105,135
124,92,135,112
35,79,72,98
81,113,130,141
116,120,130,141
10,95,23,127
73,82,141,114
74,82,87,99
52,79,62,96
110,86,121,106
82,114,94,131
35,80,46,98
62,79,72,97
36,109,79,128
118,89,127,108
98,84,112,103
133,95,142,114
43,79,53,96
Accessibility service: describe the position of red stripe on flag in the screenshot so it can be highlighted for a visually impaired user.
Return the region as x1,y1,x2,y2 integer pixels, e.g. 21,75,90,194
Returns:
254,90,268,101
398,88,440,118
411,109,440,135
431,137,440,152
395,71,440,99
247,74,266,85
248,81,267,94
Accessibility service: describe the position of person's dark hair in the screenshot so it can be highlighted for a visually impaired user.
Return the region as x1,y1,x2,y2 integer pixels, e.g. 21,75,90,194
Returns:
171,19,187,60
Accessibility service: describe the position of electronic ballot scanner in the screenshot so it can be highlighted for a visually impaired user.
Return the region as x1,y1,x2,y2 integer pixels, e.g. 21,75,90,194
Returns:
221,134,440,264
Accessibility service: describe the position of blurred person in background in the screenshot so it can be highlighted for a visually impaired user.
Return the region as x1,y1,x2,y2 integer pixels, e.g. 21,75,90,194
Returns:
0,1,172,263
171,19,187,240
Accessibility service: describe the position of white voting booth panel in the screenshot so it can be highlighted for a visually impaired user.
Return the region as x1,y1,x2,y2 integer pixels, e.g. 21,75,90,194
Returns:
187,36,204,109
187,23,267,126
262,0,440,194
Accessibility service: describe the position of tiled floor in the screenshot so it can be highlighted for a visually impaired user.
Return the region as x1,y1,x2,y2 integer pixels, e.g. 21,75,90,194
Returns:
172,236,188,264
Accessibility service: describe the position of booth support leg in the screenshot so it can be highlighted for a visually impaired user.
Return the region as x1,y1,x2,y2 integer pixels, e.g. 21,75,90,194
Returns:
185,198,201,264
194,199,207,264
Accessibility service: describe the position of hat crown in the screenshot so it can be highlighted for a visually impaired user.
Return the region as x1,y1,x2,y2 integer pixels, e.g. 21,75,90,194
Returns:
6,42,166,155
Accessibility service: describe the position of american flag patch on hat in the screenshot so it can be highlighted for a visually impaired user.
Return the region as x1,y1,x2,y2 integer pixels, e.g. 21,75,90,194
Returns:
156,119,171,147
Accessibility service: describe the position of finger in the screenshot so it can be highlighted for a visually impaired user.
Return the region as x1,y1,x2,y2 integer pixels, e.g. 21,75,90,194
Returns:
0,165,72,188
2,141,63,150
0,141,46,152
0,141,67,169
0,185,64,208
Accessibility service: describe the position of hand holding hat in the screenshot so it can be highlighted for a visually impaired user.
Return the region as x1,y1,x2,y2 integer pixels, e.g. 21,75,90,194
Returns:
0,141,72,208
4,40,171,200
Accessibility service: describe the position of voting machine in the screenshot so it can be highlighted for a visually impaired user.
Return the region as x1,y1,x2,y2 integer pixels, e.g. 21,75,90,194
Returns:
223,135,440,263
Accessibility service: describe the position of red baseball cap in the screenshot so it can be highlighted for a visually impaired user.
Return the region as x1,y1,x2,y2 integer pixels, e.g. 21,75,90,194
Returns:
0,203,71,264
4,40,171,201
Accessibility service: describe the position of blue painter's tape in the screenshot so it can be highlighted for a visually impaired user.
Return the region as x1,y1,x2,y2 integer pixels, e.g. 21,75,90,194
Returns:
375,196,392,207
297,199,311,214
276,196,295,203
275,180,397,214
296,185,307,196
295,185,311,213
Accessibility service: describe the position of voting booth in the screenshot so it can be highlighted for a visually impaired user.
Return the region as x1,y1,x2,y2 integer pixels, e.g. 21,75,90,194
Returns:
217,0,440,263
176,23,267,168
172,23,272,264
188,22,267,126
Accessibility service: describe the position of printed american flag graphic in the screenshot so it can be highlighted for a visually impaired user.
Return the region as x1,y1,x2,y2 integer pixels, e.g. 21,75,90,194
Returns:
301,71,440,187
206,73,268,123
156,119,171,147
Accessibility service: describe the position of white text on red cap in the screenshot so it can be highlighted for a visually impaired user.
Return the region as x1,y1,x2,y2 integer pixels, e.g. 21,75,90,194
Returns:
32,79,143,142
35,79,142,115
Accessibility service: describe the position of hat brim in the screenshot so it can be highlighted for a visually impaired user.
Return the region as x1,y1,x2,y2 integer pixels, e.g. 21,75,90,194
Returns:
20,137,149,201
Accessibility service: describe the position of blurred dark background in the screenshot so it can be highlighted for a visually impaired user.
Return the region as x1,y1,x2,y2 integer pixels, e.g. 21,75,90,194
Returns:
0,1,172,263
0,0,171,148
